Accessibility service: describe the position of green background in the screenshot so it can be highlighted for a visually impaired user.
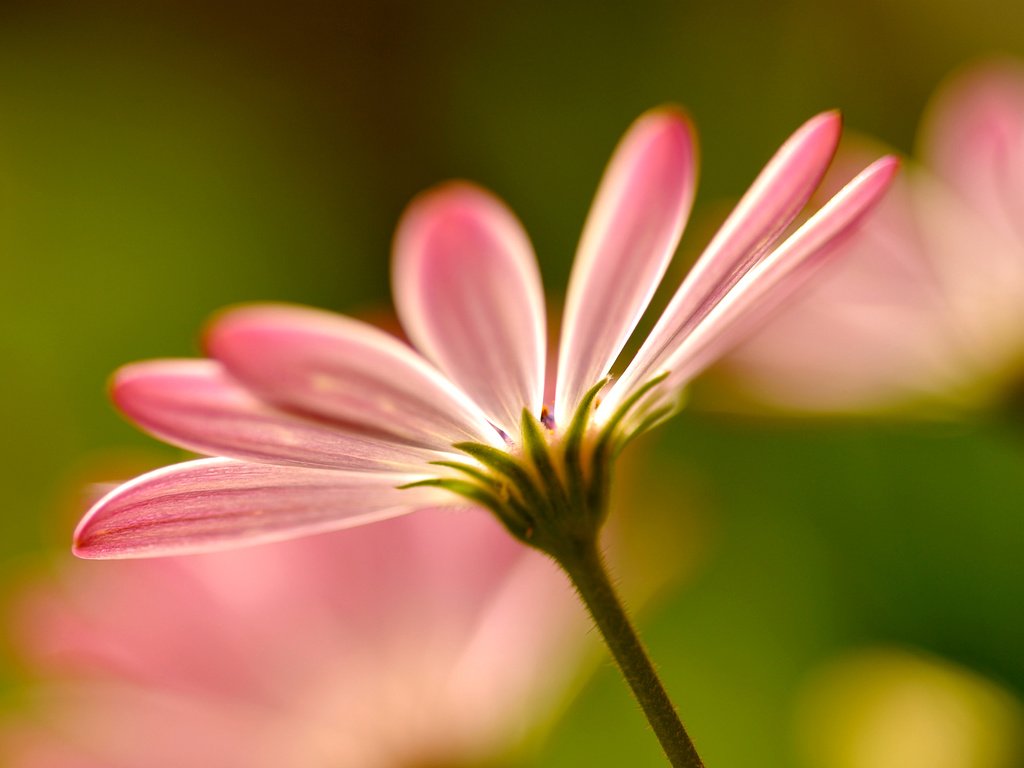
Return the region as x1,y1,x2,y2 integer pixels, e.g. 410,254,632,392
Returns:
1,1,1023,765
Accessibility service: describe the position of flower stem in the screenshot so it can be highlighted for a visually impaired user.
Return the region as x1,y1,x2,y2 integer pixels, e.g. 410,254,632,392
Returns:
556,538,705,768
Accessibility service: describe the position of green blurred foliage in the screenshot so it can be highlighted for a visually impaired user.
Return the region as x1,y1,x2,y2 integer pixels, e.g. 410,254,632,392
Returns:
541,417,1024,766
0,0,1022,765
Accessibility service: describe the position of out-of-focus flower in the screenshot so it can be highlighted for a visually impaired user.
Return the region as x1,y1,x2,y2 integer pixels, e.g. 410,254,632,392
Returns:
794,648,1024,768
72,106,896,559
722,60,1024,416
3,507,587,768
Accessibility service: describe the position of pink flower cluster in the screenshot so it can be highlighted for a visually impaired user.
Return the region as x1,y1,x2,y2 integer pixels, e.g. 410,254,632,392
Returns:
5,509,586,767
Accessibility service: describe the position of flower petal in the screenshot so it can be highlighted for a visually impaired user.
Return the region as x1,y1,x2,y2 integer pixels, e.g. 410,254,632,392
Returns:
724,165,1021,414
113,359,450,472
601,155,900,418
921,60,1024,242
206,304,503,451
392,183,546,437
553,108,697,424
607,111,843,408
73,459,452,559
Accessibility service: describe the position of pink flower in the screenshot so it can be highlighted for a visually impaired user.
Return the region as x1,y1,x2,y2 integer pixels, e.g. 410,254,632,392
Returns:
73,107,897,558
722,60,1024,415
5,508,586,767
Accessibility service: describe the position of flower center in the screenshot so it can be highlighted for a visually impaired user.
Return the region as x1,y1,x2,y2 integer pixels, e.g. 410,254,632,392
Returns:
401,375,673,559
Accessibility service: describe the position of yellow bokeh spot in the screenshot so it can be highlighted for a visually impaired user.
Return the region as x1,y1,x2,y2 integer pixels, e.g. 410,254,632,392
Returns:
795,648,1024,768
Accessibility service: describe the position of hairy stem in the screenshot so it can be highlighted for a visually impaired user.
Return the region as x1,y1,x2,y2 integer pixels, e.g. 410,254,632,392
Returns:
556,539,705,768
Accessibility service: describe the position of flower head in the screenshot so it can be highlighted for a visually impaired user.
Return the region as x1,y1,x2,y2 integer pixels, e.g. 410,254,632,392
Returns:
722,60,1024,415
6,509,587,767
74,107,897,559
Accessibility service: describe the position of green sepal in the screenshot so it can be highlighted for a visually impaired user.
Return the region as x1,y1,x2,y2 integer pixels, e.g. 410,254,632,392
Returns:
399,477,534,540
397,477,495,505
591,372,668,471
562,377,609,511
428,460,503,491
584,373,670,524
430,460,538,522
452,442,529,481
452,441,548,514
562,377,610,457
399,375,678,557
596,372,670,448
520,408,568,510
613,404,676,456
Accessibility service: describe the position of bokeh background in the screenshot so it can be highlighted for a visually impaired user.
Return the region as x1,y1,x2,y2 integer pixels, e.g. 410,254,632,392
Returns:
2,0,1024,765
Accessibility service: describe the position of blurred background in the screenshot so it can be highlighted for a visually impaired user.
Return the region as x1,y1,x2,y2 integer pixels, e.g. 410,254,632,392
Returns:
1,0,1024,765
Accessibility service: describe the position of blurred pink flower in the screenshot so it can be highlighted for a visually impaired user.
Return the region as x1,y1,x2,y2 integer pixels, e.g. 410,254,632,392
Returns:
74,107,896,558
5,508,586,767
722,60,1024,415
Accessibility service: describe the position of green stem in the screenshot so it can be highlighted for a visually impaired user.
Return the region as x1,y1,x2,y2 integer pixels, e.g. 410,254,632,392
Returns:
557,539,705,768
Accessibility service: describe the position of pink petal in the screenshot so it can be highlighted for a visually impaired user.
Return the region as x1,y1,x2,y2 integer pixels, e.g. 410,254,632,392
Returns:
73,459,451,559
921,60,1024,242
553,108,697,424
447,546,585,739
7,684,274,768
723,164,970,412
114,360,452,472
606,111,843,409
602,155,900,418
205,304,503,451
392,183,546,437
